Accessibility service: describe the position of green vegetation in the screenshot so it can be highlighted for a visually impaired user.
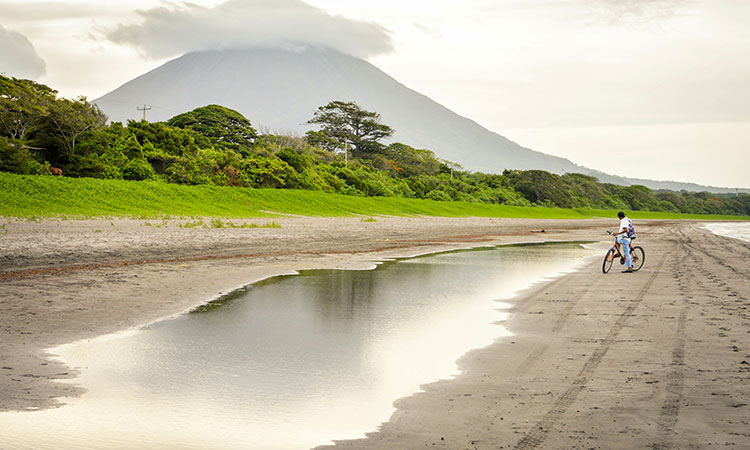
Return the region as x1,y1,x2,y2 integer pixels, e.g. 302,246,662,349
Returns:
3,172,747,221
167,104,258,153
306,100,394,155
574,208,749,221
2,75,749,220
207,218,282,229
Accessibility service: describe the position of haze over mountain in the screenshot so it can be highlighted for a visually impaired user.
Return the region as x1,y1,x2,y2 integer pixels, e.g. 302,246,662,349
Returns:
94,48,743,193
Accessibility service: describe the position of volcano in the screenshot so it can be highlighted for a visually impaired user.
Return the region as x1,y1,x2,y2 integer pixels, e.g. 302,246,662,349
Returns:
95,47,745,193
94,47,626,181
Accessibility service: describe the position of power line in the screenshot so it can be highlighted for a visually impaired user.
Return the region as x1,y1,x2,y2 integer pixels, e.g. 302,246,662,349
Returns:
136,104,152,121
95,97,183,114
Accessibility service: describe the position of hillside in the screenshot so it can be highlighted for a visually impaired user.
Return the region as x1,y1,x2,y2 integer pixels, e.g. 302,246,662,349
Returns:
3,72,749,218
93,48,621,181
93,47,746,193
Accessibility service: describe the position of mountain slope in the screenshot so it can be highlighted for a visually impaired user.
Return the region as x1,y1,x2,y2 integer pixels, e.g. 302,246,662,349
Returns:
94,48,617,179
95,47,741,192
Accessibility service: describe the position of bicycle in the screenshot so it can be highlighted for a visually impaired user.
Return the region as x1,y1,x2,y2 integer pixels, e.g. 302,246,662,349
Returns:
602,231,645,273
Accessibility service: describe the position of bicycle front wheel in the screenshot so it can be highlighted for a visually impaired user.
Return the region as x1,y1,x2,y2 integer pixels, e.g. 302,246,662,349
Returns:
630,246,645,271
602,248,615,273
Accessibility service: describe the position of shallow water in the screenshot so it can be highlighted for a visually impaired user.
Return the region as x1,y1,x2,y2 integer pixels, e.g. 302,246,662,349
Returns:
704,222,750,243
0,243,593,450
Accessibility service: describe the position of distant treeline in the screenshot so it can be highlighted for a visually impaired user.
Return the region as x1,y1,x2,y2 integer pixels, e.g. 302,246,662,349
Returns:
2,75,748,216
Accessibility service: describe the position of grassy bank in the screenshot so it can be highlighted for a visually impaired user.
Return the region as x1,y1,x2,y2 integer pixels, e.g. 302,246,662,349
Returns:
575,208,749,221
1,172,748,220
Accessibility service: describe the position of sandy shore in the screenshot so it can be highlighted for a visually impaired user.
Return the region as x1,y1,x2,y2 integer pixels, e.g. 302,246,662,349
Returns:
318,221,750,449
1,216,748,448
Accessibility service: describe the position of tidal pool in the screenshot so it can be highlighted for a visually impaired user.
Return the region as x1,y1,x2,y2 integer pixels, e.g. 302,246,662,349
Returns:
0,243,594,450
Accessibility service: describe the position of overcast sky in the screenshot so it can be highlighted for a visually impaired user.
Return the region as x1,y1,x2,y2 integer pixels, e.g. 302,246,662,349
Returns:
1,0,748,188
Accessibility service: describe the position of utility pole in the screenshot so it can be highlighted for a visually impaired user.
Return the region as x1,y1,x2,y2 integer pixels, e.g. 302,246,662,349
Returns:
137,104,152,121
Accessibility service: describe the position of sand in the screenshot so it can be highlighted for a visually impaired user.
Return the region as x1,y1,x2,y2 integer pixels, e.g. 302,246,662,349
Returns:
1,216,748,448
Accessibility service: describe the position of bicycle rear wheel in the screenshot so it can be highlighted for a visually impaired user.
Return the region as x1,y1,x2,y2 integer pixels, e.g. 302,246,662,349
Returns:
630,246,645,271
602,248,615,273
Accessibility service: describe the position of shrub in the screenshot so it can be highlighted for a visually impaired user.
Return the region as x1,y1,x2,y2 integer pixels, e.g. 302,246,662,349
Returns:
122,157,156,181
426,190,452,201
239,156,296,188
0,137,48,175
276,147,312,172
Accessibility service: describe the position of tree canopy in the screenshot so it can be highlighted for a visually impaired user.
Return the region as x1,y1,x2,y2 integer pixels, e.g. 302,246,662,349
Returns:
166,104,257,152
45,96,107,157
1,79,748,217
0,76,57,141
306,101,394,155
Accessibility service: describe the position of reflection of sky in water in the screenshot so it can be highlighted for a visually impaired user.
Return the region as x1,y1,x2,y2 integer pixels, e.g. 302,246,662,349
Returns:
0,243,593,450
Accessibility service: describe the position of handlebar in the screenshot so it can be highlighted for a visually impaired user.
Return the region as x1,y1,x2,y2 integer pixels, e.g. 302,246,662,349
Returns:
607,231,635,240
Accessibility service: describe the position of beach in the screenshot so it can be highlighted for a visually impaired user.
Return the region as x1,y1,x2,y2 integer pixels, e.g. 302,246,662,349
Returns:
1,217,748,448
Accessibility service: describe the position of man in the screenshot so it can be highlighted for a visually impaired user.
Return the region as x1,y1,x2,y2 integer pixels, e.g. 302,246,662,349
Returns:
613,211,635,273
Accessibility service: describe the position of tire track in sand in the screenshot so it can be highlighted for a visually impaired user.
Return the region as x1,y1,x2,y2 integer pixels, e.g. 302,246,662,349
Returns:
677,228,748,278
649,231,745,448
648,239,692,449
513,253,666,450
511,273,595,376
649,299,688,449
515,282,595,377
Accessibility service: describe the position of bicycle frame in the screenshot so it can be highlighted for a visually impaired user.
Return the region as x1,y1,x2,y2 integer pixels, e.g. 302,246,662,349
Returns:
609,238,624,260
603,232,645,273
613,236,633,254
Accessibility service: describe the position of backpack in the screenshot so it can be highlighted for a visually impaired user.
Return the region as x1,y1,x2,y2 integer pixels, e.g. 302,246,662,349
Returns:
627,219,636,239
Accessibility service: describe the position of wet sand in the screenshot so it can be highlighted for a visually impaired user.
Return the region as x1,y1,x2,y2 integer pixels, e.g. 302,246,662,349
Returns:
319,222,750,449
1,216,748,448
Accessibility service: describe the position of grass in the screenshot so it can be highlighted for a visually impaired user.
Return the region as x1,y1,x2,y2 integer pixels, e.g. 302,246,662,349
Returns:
1,172,748,221
207,218,282,229
574,208,750,221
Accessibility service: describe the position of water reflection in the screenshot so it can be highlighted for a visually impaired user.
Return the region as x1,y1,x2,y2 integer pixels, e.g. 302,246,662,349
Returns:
0,243,593,450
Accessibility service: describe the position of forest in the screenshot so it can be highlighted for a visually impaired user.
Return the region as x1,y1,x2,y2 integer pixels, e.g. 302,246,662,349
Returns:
2,75,749,216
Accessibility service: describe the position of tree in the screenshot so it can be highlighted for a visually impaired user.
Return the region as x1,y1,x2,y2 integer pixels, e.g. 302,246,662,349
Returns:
125,120,207,156
502,169,575,207
306,101,394,156
381,143,441,177
0,76,57,141
439,158,464,179
167,105,257,153
304,130,342,153
0,136,48,174
46,96,107,157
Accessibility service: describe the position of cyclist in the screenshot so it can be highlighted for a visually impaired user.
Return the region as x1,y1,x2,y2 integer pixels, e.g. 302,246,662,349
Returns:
613,211,635,273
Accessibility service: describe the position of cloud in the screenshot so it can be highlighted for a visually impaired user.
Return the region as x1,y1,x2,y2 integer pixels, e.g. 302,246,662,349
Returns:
414,23,442,39
487,0,689,25
103,0,394,59
0,2,106,21
0,25,46,79
584,0,690,24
